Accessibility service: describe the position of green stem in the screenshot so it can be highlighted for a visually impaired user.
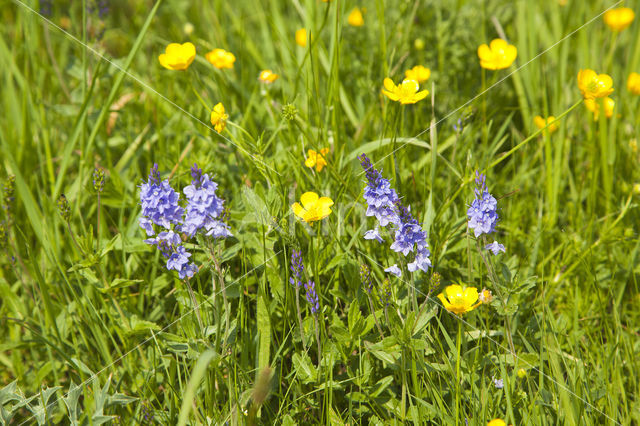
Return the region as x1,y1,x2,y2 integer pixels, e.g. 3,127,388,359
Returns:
455,319,462,426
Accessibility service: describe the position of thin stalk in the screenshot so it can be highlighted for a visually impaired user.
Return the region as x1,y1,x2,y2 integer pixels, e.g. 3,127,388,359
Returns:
367,295,385,339
295,284,306,349
455,319,462,426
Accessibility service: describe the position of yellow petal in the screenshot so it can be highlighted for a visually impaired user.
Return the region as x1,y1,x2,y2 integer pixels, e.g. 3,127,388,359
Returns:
413,90,429,102
382,89,400,101
445,284,463,300
158,54,172,70
165,43,182,56
305,157,316,168
477,44,491,61
489,38,508,51
438,293,454,311
462,287,479,306
383,78,396,92
504,45,517,64
182,42,196,58
291,202,305,218
316,197,334,209
300,192,319,210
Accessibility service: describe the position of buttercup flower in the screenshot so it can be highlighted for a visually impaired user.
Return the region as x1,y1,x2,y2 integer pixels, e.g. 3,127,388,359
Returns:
305,148,329,172
158,42,196,71
404,65,431,83
577,69,614,99
438,284,481,315
258,69,279,84
603,7,635,32
205,48,236,69
477,39,517,70
295,28,308,47
487,420,506,426
210,102,228,133
584,97,615,120
382,78,428,104
627,72,640,95
534,115,558,134
292,192,334,223
348,7,364,26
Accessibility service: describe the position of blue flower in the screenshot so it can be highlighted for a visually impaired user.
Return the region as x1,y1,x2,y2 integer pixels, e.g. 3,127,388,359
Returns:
304,280,319,314
467,171,499,238
493,377,504,389
364,227,384,243
385,264,402,277
182,164,231,238
485,240,505,255
359,154,400,227
289,249,304,287
139,164,185,236
391,202,431,272
166,245,198,280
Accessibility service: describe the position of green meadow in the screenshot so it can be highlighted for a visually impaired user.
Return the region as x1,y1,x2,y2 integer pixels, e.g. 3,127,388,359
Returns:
1,0,639,424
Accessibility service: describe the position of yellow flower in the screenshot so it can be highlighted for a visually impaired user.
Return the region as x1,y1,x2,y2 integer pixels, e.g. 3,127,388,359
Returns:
205,48,236,69
348,7,364,26
487,420,506,426
296,29,308,47
477,39,517,70
382,78,429,104
437,284,481,315
584,97,615,120
158,42,196,71
210,102,228,133
404,65,431,83
627,72,640,95
517,368,528,379
577,69,614,99
258,70,279,84
291,192,334,223
533,115,558,134
603,7,635,32
305,148,330,172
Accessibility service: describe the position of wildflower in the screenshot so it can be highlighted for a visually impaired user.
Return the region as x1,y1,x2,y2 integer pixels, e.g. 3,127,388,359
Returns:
437,284,481,315
627,72,640,95
210,102,228,133
364,227,384,243
404,65,431,83
380,278,392,305
414,38,425,50
584,97,615,120
603,7,635,32
392,202,431,272
305,148,329,172
359,264,373,294
0,222,7,250
182,164,231,238
467,171,499,238
295,29,308,47
282,104,298,121
138,164,184,235
429,272,441,294
158,42,196,71
3,175,15,212
385,264,402,277
348,7,364,27
516,368,527,379
493,377,504,389
57,194,71,222
381,78,428,104
93,167,106,192
289,249,304,287
479,288,493,304
533,115,558,134
304,280,319,314
258,69,279,84
487,419,506,426
359,154,400,227
183,22,194,36
485,240,505,255
577,69,614,100
291,192,334,223
166,244,198,280
205,48,236,69
477,39,517,70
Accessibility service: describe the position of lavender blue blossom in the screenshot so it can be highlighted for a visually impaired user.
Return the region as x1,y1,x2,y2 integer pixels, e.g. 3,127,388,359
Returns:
166,245,198,280
493,377,504,389
391,202,432,272
467,171,499,237
139,164,184,236
359,154,400,227
304,280,319,314
364,227,384,243
384,264,402,277
289,249,304,287
182,164,231,239
485,241,506,255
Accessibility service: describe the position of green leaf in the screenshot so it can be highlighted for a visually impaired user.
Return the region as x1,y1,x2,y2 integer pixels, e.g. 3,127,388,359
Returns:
292,353,316,384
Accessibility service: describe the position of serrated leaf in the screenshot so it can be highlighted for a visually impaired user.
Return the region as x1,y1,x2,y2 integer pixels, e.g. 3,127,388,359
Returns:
292,353,316,383
348,300,364,338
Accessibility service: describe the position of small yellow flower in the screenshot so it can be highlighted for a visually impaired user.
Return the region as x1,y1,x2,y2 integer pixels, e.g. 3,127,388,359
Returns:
183,22,194,36
478,288,493,304
305,148,330,172
517,368,528,379
205,48,236,69
584,97,615,120
382,78,429,104
296,29,308,47
404,65,431,83
603,7,635,32
487,420,506,426
210,102,228,133
158,42,196,71
258,70,279,84
348,7,364,27
477,39,517,70
577,69,614,100
291,192,334,223
437,284,481,315
533,115,558,134
627,72,640,95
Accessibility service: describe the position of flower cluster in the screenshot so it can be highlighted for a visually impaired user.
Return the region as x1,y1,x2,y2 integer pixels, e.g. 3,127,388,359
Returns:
304,280,320,314
289,249,304,287
139,163,231,280
359,154,431,276
467,171,505,256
